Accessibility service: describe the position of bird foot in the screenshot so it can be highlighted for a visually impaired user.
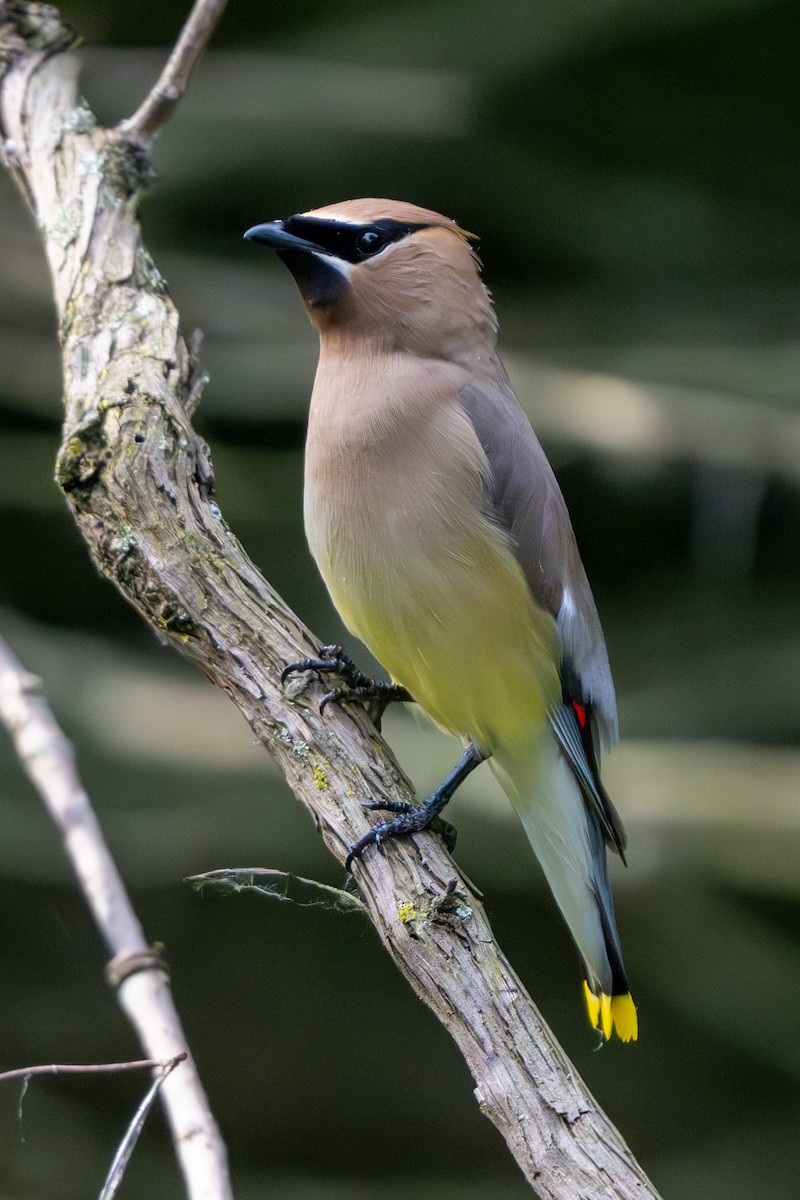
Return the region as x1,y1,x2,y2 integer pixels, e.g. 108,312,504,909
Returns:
345,797,457,872
281,644,412,727
345,744,483,871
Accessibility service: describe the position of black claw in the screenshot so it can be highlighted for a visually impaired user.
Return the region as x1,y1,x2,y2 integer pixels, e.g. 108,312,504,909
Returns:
318,687,344,715
344,833,378,873
361,800,412,814
281,644,348,686
345,745,484,872
434,816,458,855
281,655,335,685
281,645,412,729
345,806,432,871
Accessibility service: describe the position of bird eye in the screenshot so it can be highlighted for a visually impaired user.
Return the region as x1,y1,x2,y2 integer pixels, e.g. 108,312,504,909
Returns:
355,229,386,258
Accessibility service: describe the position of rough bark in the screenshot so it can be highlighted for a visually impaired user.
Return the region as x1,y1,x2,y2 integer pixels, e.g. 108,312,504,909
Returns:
0,4,662,1196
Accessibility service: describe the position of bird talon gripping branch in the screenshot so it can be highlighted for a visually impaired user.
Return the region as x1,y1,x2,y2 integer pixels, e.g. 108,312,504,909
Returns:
344,806,427,871
282,645,411,727
280,655,330,686
317,686,346,715
248,199,637,1042
361,799,412,815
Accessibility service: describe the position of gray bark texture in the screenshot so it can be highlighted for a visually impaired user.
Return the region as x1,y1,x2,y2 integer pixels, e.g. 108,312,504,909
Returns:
0,4,663,1197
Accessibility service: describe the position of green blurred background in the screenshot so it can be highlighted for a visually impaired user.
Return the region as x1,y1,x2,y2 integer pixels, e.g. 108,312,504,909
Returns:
1,0,799,1196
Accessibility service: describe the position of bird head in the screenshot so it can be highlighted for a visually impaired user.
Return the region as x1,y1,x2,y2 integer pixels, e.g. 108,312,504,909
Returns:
245,198,497,361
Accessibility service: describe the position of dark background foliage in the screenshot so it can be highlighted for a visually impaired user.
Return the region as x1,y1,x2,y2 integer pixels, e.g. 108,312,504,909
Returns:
1,1,799,1196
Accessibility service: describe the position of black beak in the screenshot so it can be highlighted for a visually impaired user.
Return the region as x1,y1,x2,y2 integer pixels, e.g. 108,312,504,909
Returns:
243,221,322,254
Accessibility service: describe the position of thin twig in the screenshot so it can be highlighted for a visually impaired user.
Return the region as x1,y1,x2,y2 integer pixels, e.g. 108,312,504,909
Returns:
0,1057,182,1085
187,866,369,913
118,0,229,142
99,1055,186,1200
0,636,232,1200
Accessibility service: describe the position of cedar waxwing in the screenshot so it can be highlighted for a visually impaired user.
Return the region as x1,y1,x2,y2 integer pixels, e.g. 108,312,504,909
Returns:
245,199,637,1042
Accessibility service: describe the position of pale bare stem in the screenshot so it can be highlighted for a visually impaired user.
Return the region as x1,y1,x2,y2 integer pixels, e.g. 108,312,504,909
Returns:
0,637,233,1200
0,1057,181,1085
99,1055,186,1200
118,0,229,142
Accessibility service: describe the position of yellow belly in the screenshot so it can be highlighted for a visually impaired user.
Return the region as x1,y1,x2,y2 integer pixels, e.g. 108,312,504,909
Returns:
320,521,559,757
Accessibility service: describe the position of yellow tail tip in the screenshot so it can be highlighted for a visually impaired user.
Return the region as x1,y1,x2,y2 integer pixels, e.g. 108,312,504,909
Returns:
583,982,638,1042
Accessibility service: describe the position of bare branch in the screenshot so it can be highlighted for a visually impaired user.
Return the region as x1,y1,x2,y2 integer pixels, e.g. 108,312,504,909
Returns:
0,635,232,1200
0,6,662,1197
187,866,370,913
118,0,229,143
99,1055,186,1200
0,1056,185,1086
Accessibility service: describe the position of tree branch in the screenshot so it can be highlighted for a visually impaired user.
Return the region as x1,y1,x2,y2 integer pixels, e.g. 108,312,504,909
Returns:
0,633,232,1200
118,0,229,143
0,4,662,1196
0,1056,185,1085
99,1054,187,1200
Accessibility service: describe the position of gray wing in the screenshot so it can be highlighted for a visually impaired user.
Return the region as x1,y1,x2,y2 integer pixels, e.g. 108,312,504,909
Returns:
458,371,619,750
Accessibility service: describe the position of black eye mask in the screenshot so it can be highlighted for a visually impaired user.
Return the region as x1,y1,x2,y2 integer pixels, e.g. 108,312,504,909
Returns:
282,216,430,263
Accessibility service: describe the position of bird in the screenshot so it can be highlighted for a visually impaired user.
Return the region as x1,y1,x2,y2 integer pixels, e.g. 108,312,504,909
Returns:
245,199,637,1042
